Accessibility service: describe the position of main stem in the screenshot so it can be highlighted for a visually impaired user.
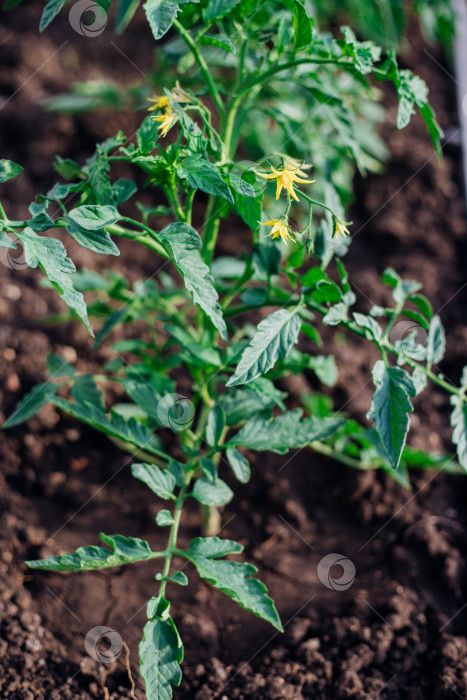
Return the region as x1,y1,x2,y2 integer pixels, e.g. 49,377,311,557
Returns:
158,478,191,599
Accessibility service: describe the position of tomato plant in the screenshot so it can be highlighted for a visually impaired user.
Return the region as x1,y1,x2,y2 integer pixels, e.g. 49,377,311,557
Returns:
1,1,465,697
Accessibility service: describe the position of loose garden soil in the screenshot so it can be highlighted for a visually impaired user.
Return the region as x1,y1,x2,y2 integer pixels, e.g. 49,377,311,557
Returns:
1,5,467,698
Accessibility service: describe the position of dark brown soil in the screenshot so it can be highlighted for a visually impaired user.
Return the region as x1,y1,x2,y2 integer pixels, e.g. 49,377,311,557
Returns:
1,5,467,699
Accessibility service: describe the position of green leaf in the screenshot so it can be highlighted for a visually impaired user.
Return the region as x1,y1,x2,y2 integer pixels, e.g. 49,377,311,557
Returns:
159,222,227,340
204,0,241,22
218,384,285,426
0,159,23,183
3,383,59,428
178,156,233,204
51,397,164,456
0,231,15,249
233,190,261,231
353,312,382,341
67,205,120,231
367,361,416,469
132,463,176,500
339,25,381,74
308,355,338,387
16,227,92,333
115,0,141,32
140,600,183,700
192,476,233,506
199,33,235,53
227,309,302,387
187,536,243,558
182,549,282,631
40,0,69,31
228,409,345,454
225,447,250,483
292,0,313,50
156,509,174,527
71,375,105,410
46,354,76,377
66,220,119,256
205,405,226,447
426,315,445,365
410,294,433,320
26,533,156,571
144,0,179,40
451,396,467,471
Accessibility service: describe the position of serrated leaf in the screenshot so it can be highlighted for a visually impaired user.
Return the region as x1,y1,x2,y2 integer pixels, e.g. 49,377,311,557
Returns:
293,0,312,50
159,222,227,340
227,309,302,387
192,476,233,506
426,315,445,365
410,294,433,320
144,0,179,40
182,551,282,631
67,205,119,231
187,537,243,558
51,396,165,456
451,396,467,471
225,447,250,483
218,384,285,426
140,602,183,700
40,0,69,31
3,382,60,428
339,25,381,74
199,33,235,53
0,159,23,183
178,156,233,204
367,360,416,469
228,409,344,454
26,533,156,571
205,405,225,447
15,227,92,333
132,463,176,500
204,0,241,22
66,220,119,256
353,312,382,341
71,374,105,410
233,190,262,231
46,354,76,377
309,355,338,387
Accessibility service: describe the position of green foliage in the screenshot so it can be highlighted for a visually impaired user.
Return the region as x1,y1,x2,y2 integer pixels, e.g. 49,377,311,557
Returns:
1,2,464,697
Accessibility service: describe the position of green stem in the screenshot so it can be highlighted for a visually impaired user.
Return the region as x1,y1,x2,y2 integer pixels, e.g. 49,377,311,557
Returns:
159,477,191,598
173,18,224,114
107,223,170,258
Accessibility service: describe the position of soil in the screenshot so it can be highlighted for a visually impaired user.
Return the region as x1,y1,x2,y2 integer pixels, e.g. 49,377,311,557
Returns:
1,4,467,699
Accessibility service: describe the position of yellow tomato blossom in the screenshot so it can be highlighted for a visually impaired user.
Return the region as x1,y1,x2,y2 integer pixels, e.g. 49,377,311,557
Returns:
260,219,295,245
148,82,193,137
153,107,178,137
284,157,313,179
334,221,350,237
256,166,315,201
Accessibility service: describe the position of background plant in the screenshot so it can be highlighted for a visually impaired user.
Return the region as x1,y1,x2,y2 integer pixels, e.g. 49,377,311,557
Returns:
1,1,466,698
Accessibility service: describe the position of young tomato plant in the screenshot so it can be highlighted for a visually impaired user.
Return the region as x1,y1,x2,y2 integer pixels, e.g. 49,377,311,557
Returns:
1,2,466,697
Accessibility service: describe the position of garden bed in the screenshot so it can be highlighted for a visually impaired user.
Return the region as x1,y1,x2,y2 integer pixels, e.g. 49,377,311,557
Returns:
1,5,467,699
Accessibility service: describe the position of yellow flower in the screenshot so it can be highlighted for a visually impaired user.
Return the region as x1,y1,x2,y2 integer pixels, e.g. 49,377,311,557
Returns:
284,157,312,179
260,219,295,245
148,82,192,112
153,106,178,137
256,166,315,201
334,221,350,237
